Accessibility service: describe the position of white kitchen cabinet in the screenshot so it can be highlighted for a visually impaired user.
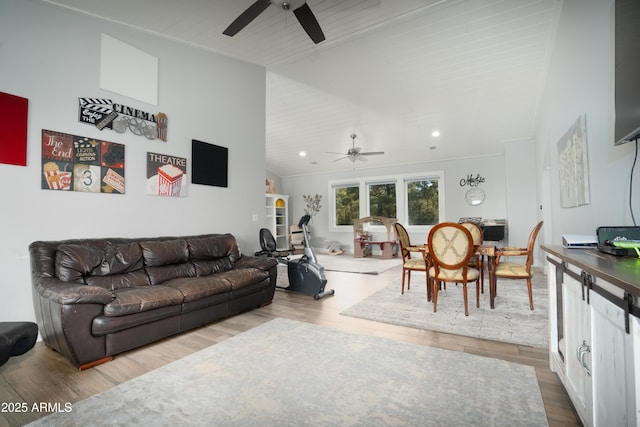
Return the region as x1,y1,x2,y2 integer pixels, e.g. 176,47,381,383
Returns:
632,315,640,424
544,247,639,427
561,263,593,426
590,290,635,426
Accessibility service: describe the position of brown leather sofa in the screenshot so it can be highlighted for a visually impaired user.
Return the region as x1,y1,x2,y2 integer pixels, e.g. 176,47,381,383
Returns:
29,233,278,369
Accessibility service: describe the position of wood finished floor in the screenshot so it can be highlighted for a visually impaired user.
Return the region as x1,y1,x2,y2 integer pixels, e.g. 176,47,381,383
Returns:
0,266,580,426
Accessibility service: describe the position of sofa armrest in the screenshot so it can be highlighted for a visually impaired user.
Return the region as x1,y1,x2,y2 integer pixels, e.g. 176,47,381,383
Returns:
234,255,278,271
34,277,115,305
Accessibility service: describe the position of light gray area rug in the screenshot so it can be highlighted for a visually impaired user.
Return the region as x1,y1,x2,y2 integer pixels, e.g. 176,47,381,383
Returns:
341,271,549,348
28,318,548,427
291,253,401,274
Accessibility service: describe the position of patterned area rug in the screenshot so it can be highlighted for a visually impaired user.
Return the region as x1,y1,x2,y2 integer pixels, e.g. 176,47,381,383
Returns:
28,318,548,427
341,271,549,348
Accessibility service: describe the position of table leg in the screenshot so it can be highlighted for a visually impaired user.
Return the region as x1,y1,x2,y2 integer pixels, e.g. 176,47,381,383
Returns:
488,255,496,309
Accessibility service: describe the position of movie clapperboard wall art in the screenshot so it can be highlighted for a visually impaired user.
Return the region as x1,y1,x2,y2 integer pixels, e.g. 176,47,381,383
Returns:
78,97,167,141
146,152,187,197
41,129,125,194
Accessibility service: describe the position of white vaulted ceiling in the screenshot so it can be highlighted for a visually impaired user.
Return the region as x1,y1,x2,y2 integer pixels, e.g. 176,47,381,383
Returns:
39,0,562,176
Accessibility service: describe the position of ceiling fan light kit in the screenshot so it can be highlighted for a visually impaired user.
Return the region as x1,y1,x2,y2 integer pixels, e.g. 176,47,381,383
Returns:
328,133,385,164
271,0,306,11
223,0,325,44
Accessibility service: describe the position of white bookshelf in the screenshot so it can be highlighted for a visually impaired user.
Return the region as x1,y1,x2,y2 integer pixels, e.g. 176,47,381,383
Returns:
265,194,289,250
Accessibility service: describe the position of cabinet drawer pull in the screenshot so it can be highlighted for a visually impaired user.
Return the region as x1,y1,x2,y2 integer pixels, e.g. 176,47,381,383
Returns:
576,340,591,376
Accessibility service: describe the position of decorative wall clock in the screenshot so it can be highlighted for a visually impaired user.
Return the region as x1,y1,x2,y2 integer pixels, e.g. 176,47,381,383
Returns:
465,188,485,206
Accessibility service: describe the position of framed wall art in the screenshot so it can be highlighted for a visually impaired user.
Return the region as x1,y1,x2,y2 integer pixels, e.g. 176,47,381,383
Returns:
41,129,125,194
0,91,28,166
557,114,590,208
146,152,187,197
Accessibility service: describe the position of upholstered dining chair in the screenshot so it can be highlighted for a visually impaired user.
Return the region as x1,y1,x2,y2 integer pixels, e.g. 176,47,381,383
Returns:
394,222,428,295
460,221,485,293
494,221,544,310
427,222,480,316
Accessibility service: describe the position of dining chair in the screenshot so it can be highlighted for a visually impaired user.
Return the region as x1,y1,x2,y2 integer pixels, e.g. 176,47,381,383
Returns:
494,221,544,310
394,222,428,296
459,221,485,293
427,222,480,316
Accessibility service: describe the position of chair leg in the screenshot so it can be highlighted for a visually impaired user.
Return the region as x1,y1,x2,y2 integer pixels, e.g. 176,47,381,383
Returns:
476,278,480,308
527,278,534,310
432,276,438,312
426,275,431,301
462,282,469,316
407,270,411,290
401,269,406,294
479,258,484,294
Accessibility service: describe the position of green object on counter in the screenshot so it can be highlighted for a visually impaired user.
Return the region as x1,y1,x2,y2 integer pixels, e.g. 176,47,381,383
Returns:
611,240,640,257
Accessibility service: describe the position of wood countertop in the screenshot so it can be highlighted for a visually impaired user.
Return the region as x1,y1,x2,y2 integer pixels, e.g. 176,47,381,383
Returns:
541,245,640,296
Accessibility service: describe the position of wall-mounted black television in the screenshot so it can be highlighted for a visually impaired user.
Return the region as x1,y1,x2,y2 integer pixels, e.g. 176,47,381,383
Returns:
614,0,640,145
191,140,228,187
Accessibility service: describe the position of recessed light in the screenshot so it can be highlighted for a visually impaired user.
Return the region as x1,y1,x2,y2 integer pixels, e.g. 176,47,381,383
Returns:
431,131,440,137
299,151,306,157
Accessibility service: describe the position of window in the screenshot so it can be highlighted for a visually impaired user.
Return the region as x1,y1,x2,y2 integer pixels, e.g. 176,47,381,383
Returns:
330,171,444,231
405,178,439,225
334,184,360,226
368,182,396,220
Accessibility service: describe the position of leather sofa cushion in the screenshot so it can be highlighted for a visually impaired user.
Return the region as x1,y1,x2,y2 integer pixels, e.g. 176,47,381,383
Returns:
55,243,145,286
56,244,102,282
192,259,233,276
146,263,196,286
165,276,232,302
188,235,235,259
140,239,189,267
92,305,181,335
104,286,184,317
217,268,269,290
86,270,150,291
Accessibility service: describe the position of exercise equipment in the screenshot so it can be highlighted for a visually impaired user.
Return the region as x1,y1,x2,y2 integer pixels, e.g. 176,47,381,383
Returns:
256,215,334,300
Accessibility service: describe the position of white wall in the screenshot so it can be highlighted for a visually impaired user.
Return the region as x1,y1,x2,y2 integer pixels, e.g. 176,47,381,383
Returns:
535,0,640,246
281,154,511,249
505,140,541,260
0,0,267,322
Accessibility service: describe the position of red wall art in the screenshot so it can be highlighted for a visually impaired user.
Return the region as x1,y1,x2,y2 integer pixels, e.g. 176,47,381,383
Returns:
0,91,28,166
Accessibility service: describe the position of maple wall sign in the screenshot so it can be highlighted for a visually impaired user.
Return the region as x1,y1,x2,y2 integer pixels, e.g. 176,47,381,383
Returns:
0,91,28,166
78,98,167,141
146,152,187,197
41,129,125,194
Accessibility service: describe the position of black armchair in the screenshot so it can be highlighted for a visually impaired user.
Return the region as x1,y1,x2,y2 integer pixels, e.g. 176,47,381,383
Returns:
0,322,38,367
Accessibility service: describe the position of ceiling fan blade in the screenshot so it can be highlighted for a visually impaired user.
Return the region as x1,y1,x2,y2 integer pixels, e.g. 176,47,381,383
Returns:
332,156,350,163
357,156,368,162
223,0,271,37
360,151,385,156
293,3,325,44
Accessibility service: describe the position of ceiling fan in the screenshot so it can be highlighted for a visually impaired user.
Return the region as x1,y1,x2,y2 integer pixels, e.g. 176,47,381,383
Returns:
223,0,325,44
329,134,385,163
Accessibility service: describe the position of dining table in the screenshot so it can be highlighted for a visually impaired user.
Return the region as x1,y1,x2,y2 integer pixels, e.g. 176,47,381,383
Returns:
475,244,497,309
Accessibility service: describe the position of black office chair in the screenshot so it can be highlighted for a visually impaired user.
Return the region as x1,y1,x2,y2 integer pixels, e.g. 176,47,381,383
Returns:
255,228,290,258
